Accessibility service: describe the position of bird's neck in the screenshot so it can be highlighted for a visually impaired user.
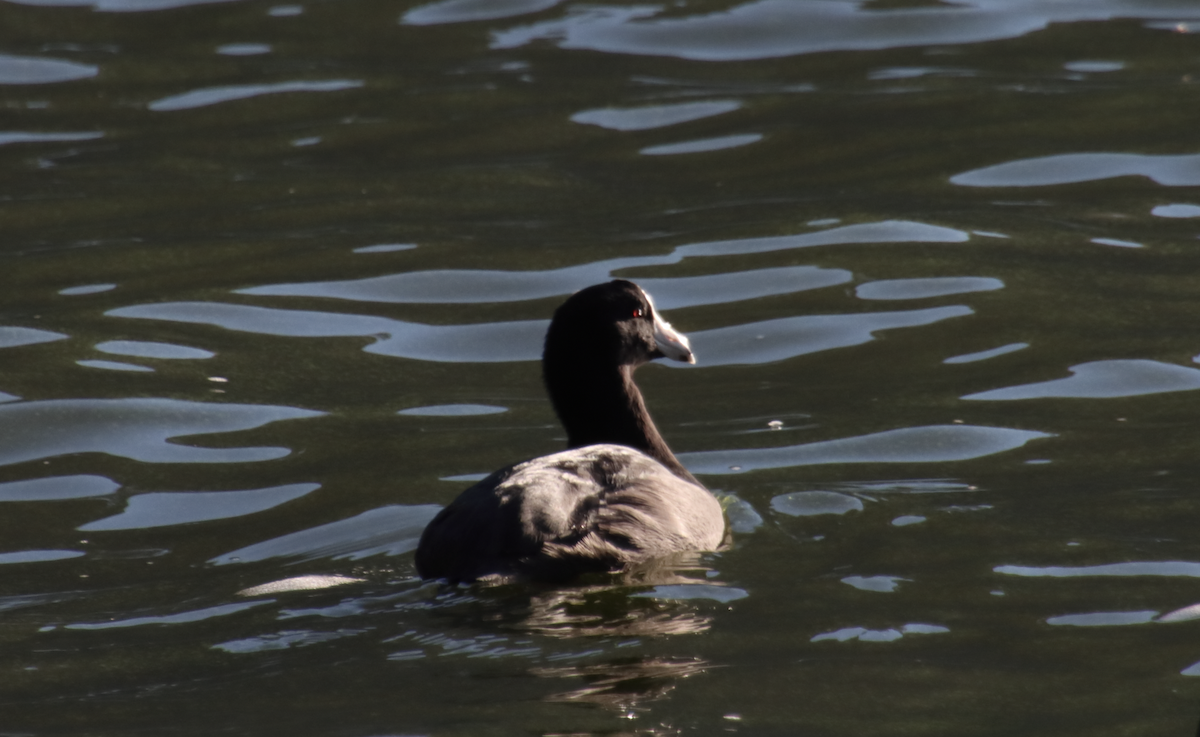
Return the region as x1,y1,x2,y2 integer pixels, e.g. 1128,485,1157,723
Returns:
547,364,699,485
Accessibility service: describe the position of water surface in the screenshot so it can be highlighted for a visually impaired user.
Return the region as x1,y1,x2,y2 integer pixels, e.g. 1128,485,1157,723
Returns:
3,0,1200,734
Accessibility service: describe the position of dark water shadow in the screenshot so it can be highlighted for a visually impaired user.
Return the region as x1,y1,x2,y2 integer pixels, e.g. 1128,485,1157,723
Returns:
454,559,736,716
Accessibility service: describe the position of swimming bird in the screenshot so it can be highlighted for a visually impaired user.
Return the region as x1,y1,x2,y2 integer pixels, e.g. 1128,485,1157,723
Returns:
415,280,725,583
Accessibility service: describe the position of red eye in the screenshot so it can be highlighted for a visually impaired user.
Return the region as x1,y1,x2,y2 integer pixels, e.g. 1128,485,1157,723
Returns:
632,308,644,318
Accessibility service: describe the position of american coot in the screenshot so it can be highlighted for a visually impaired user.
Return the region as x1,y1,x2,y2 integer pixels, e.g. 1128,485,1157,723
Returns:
415,280,725,583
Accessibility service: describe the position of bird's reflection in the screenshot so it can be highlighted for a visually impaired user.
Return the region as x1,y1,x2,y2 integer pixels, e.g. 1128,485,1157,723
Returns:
470,553,725,638
532,655,709,711
479,557,727,718
518,585,714,638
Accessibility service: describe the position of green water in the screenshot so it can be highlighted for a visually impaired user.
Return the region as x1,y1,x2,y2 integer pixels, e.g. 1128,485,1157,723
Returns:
3,0,1200,734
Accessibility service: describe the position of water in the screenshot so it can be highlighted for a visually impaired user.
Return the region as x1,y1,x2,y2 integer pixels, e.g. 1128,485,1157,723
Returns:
4,0,1200,733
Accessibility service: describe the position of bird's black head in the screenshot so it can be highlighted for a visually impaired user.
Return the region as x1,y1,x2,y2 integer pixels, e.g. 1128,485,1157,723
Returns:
544,280,693,371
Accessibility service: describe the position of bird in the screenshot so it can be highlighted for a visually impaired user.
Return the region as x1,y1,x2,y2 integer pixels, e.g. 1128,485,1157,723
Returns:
414,280,725,583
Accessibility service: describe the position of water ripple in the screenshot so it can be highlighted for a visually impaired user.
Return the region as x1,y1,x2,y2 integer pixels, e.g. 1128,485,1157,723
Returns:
65,600,270,630
0,131,103,146
109,301,547,363
402,0,564,25
680,425,1049,475
490,0,1200,62
235,219,962,305
771,490,862,517
6,0,237,10
0,549,85,564
572,100,742,131
0,398,323,467
111,300,965,366
963,360,1200,400
216,43,272,56
812,623,948,643
78,483,319,531
1047,610,1157,627
77,359,154,372
0,474,119,502
239,262,849,307
398,404,507,416
215,628,362,653
693,305,972,366
0,53,98,84
630,584,748,603
640,133,762,156
95,340,214,360
842,575,907,593
0,326,67,349
944,342,1029,364
675,220,968,258
210,504,441,565
856,276,1003,301
1151,203,1200,218
952,152,1200,187
149,79,363,112
59,283,117,295
996,561,1200,577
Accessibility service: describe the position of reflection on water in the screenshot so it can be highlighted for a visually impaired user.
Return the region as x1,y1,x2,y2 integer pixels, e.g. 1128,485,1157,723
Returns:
397,403,507,416
681,425,1049,475
0,474,119,501
675,220,969,257
231,220,962,307
1152,203,1200,218
1090,237,1142,249
351,243,416,254
95,340,214,360
210,504,441,564
944,342,1028,364
533,656,710,711
491,0,1200,61
215,43,271,56
78,482,319,531
0,326,67,349
116,238,984,367
110,301,548,363
6,0,1200,732
401,0,564,26
771,490,862,517
842,575,906,593
148,79,364,112
572,100,742,131
0,53,98,83
77,358,154,372
640,133,762,156
516,585,716,638
58,283,116,295
693,305,972,366
0,131,103,146
1063,60,1125,73
238,574,364,596
632,583,748,603
0,549,85,564
238,261,850,307
964,360,1200,400
855,276,1002,301
952,152,1200,187
996,561,1200,578
64,600,271,630
0,398,323,466
1046,610,1157,627
812,623,949,643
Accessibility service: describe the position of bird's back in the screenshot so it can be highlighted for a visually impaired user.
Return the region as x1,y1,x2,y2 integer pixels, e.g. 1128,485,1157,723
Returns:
414,444,724,583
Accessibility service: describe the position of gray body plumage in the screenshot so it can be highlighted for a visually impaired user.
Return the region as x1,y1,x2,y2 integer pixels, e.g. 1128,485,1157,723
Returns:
415,444,724,583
